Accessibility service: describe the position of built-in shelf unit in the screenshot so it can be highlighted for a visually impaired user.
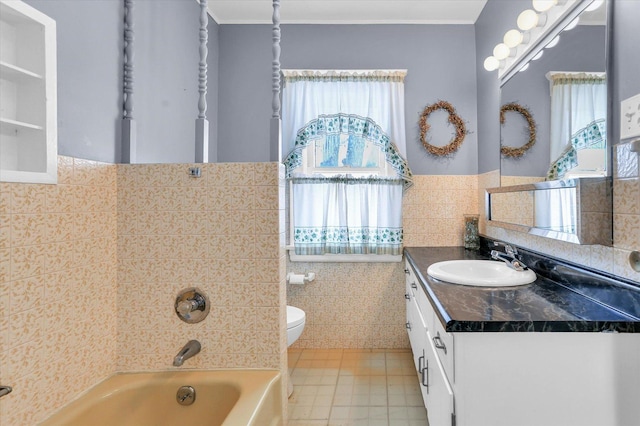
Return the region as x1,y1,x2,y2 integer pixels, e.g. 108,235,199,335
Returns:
0,0,57,184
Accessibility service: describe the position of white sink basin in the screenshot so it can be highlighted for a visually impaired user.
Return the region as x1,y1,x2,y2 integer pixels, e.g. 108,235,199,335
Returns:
426,260,536,287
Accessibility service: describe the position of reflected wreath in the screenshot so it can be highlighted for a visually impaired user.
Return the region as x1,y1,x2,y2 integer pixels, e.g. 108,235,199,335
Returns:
419,100,467,156
500,103,536,158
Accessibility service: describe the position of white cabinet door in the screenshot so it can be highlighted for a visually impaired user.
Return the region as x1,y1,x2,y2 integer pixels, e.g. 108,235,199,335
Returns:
424,328,455,426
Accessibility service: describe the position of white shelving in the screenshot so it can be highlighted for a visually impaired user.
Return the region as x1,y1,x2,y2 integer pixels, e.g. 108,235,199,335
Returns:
0,0,57,184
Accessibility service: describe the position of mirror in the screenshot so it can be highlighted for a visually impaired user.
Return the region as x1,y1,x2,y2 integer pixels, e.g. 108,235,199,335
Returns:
500,1,608,186
489,0,614,246
487,177,612,245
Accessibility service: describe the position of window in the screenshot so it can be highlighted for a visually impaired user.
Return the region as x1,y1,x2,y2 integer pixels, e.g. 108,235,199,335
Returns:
281,70,412,260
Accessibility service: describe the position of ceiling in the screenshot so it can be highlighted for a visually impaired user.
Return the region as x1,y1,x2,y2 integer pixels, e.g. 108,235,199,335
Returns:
206,0,489,25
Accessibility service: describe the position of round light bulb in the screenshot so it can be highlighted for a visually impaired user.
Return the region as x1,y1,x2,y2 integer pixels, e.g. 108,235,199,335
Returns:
532,0,557,12
532,50,544,61
519,63,530,73
564,17,580,31
484,56,500,71
504,29,524,48
546,35,560,48
517,9,539,31
585,0,604,12
493,43,511,60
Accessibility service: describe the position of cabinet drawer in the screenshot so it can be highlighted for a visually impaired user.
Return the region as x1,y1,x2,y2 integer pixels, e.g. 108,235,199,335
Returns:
430,310,455,383
405,261,420,299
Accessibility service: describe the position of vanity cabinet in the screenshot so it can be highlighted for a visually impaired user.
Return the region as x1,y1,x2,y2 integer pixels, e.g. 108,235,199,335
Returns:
0,0,57,184
404,258,640,426
405,264,455,426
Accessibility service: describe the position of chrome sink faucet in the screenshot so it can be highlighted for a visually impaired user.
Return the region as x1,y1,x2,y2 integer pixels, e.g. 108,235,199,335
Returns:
491,241,528,271
173,340,201,367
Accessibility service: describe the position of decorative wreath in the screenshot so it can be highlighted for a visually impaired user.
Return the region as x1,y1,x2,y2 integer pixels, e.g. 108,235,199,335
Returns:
419,100,467,156
500,103,536,158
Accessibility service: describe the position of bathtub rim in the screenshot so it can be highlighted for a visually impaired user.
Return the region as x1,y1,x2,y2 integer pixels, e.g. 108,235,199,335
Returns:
38,368,282,426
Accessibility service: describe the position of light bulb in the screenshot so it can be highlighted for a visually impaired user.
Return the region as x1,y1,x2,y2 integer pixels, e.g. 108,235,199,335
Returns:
484,56,500,71
493,43,511,60
546,35,560,48
585,0,604,12
504,29,524,48
519,63,530,73
517,9,539,31
532,0,557,12
532,50,544,61
564,17,580,31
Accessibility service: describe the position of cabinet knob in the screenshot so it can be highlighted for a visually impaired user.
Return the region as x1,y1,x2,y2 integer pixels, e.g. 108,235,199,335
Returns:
404,268,410,274
405,293,411,300
411,282,417,289
406,322,412,331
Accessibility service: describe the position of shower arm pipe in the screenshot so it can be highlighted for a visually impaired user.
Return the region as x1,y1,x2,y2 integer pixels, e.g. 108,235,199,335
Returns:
195,0,209,163
270,0,281,162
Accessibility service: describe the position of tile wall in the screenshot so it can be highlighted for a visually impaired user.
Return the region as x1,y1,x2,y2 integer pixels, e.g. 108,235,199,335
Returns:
116,162,289,414
287,175,480,349
1,159,287,425
0,157,118,425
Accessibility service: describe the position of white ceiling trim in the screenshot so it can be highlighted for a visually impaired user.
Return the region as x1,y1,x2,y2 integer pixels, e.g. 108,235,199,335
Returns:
207,0,488,25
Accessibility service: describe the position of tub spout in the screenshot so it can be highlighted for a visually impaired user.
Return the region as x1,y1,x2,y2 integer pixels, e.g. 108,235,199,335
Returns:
173,340,201,367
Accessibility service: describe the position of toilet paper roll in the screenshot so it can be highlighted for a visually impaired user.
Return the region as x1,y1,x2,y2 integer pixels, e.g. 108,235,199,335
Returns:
288,273,306,285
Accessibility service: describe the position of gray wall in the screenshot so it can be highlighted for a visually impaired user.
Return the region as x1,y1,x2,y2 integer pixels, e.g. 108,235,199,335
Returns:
611,0,640,145
25,0,123,163
134,0,199,163
500,25,606,177
218,24,480,175
474,0,529,175
206,16,219,163
25,0,219,164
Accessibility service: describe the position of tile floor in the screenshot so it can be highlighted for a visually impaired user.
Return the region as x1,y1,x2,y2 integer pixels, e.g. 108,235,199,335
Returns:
287,349,429,426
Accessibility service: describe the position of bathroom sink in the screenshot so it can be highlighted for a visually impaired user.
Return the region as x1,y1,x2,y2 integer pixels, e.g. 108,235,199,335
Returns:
426,260,536,287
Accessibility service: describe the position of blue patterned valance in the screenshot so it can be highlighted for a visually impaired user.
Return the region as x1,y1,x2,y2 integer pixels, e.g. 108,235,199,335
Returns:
283,113,413,189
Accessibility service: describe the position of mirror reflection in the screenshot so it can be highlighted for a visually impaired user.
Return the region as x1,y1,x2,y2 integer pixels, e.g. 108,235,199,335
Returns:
488,177,612,245
500,2,607,186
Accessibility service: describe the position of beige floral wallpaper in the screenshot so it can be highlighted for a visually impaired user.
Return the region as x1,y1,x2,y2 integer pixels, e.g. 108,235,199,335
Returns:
116,162,288,412
0,157,118,425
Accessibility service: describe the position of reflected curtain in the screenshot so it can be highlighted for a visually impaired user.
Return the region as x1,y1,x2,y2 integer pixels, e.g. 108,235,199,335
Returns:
291,176,404,255
547,73,606,180
534,188,576,233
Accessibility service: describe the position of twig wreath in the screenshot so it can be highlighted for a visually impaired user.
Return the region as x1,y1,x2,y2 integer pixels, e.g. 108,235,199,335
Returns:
500,103,536,158
419,100,467,156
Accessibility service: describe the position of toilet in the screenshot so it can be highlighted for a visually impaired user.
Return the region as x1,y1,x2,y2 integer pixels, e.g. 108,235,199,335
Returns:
287,305,306,346
286,305,306,397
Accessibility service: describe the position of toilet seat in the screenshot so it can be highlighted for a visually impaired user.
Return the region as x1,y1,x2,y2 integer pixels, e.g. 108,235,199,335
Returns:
287,305,305,329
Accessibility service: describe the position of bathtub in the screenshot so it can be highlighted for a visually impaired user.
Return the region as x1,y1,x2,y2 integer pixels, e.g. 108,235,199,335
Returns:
40,370,282,426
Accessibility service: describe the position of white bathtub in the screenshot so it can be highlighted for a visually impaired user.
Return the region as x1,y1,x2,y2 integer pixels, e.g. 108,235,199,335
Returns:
40,370,282,426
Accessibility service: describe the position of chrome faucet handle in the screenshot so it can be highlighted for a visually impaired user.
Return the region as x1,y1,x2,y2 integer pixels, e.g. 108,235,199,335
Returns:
494,241,518,257
175,288,210,324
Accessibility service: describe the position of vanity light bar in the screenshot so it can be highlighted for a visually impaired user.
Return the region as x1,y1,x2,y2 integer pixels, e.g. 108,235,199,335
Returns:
484,2,555,72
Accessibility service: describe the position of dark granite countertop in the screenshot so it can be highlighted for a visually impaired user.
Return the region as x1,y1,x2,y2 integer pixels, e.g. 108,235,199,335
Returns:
404,246,640,333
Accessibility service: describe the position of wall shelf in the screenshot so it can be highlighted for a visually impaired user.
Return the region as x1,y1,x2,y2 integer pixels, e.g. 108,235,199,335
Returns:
0,0,57,184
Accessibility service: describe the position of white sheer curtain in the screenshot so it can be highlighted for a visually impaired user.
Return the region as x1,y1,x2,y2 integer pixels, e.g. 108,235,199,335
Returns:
534,188,576,233
281,70,410,256
547,72,607,179
291,176,404,255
